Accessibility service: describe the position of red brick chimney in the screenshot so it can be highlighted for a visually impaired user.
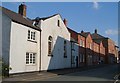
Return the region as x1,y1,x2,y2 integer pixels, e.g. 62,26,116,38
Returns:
18,3,27,17
63,19,67,27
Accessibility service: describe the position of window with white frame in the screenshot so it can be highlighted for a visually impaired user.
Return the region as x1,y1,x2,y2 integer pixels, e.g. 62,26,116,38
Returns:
28,30,36,41
48,36,53,56
83,41,85,47
28,30,30,39
97,46,99,52
90,43,92,49
26,52,36,65
80,40,83,47
58,20,60,27
64,40,67,58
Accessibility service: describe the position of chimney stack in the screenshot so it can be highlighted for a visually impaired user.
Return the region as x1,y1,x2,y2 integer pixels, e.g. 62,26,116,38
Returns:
63,19,67,27
95,29,97,34
18,3,27,17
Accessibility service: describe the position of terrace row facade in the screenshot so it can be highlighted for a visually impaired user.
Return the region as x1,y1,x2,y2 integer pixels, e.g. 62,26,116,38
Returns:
68,28,118,67
1,4,119,75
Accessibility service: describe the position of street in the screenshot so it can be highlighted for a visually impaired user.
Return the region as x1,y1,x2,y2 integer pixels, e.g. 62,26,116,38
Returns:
3,64,120,82
40,64,119,81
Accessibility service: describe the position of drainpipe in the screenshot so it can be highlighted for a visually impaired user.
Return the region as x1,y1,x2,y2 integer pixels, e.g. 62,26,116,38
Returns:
39,29,41,72
99,44,100,64
85,38,87,66
70,41,72,68
39,21,42,72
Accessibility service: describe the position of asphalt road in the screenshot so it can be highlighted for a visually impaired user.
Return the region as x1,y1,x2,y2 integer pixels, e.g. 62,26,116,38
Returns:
40,64,119,81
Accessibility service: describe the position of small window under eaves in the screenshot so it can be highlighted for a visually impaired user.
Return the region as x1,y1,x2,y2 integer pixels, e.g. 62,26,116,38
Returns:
58,20,60,27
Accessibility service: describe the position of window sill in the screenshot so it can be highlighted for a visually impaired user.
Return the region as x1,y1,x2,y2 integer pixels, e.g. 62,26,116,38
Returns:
48,54,53,57
26,64,36,66
27,39,37,43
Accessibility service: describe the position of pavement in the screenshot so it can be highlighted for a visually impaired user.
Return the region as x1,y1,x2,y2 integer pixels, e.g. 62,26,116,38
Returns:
41,64,120,81
2,64,119,82
47,64,109,75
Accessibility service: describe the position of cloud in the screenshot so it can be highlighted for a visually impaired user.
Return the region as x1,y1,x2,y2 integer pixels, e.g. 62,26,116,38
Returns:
93,0,99,9
105,29,118,35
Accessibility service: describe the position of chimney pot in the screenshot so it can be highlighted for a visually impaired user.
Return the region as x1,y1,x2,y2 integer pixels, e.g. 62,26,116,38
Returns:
18,3,27,17
95,29,97,33
63,19,67,27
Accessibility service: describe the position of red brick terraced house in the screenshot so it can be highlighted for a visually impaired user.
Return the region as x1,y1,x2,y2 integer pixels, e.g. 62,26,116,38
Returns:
93,40,105,64
80,31,94,66
92,41,100,65
78,32,86,67
91,29,117,64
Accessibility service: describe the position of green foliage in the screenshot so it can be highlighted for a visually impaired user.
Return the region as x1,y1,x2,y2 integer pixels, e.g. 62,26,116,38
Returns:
2,61,12,77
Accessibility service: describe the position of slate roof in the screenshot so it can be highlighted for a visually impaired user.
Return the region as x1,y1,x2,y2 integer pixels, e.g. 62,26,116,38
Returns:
91,33,106,39
93,39,102,44
32,14,59,21
79,32,90,38
1,6,41,31
67,27,78,34
39,14,58,20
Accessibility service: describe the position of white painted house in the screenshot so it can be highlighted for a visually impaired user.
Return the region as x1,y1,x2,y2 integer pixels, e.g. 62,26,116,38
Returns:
1,4,41,74
1,4,71,74
33,14,71,70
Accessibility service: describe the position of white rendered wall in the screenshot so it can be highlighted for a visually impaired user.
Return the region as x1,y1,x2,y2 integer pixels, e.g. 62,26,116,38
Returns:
71,42,79,68
40,15,71,70
9,22,40,74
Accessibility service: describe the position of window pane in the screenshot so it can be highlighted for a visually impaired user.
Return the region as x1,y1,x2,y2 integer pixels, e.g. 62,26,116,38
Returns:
33,32,35,40
48,36,53,56
26,53,29,64
26,61,29,64
48,36,52,41
58,20,60,27
26,58,29,64
33,53,36,64
64,40,67,57
28,30,30,39
48,42,52,55
30,54,32,63
31,32,33,39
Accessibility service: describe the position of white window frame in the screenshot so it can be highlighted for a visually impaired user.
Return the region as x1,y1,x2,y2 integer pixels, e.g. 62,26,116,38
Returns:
83,41,85,47
80,40,83,47
26,52,36,65
28,30,36,41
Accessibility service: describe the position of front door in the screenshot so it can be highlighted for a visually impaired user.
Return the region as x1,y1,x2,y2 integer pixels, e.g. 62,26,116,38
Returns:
76,56,78,67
